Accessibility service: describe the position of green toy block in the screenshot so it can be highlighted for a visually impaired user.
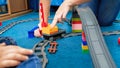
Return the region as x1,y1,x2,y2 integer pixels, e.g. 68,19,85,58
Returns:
82,49,89,54
72,18,81,21
72,30,82,33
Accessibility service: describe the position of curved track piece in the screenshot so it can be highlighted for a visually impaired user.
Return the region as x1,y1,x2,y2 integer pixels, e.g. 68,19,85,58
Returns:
102,30,120,36
33,40,50,68
76,7,116,68
63,32,81,38
0,18,38,34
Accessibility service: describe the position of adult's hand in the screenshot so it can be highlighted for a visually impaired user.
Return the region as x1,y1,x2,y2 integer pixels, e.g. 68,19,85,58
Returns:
50,0,89,28
50,1,72,28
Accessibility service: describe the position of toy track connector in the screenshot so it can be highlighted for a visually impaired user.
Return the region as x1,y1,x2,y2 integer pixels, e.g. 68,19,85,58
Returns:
48,41,58,53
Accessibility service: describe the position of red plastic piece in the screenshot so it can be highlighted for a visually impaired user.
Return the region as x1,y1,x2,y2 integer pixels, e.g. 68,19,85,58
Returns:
82,32,86,40
82,32,86,38
39,3,48,27
0,22,2,26
72,21,82,24
39,29,42,35
41,22,48,27
40,3,44,23
118,37,120,45
48,41,58,53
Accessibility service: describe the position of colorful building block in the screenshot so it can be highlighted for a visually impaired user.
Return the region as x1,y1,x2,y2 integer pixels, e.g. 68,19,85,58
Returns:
72,17,82,33
72,21,82,24
0,22,2,26
81,31,89,53
71,11,82,33
82,40,87,45
82,35,86,41
28,26,39,38
82,49,89,53
82,32,86,37
81,44,89,53
42,24,58,35
72,23,82,32
72,18,81,21
118,37,120,45
82,44,88,50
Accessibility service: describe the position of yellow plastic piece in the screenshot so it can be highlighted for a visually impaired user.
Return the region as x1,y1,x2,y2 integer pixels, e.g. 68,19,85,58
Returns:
82,45,88,50
42,24,58,35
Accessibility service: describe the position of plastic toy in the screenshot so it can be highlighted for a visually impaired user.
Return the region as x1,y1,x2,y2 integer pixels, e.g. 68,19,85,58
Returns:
118,37,120,45
28,26,39,38
42,24,58,35
72,11,82,33
0,22,2,26
102,30,120,36
40,3,56,33
33,33,81,68
48,41,58,53
81,31,89,53
43,29,66,41
40,3,48,27
0,18,38,35
77,7,116,67
81,44,89,53
33,40,49,68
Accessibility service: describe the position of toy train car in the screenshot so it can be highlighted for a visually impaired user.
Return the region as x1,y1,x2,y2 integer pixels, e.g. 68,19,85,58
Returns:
43,29,66,41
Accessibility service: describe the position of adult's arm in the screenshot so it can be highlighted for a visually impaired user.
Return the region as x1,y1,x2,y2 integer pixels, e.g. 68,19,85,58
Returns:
50,0,90,28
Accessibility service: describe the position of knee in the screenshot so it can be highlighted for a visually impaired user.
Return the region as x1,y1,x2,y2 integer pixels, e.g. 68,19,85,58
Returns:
97,18,113,26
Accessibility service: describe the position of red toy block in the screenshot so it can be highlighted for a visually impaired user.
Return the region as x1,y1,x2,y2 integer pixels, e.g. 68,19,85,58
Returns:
72,21,82,24
39,29,42,35
0,22,2,26
118,37,120,45
41,22,48,27
82,32,86,38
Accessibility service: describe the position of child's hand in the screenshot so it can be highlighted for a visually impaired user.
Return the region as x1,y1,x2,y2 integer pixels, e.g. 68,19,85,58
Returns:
0,43,33,68
34,22,43,37
34,28,42,37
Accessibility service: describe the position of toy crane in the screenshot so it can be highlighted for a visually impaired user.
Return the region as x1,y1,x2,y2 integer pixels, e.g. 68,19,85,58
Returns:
39,3,58,36
39,3,66,41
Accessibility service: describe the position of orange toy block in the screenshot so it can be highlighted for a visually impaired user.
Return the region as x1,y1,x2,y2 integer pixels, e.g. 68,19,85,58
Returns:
42,24,58,35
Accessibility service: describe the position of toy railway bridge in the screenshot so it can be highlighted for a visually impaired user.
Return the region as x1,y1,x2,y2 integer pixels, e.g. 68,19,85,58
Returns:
76,7,116,68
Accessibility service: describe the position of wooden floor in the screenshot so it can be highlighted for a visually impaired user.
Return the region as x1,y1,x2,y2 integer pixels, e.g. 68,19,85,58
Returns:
0,10,32,21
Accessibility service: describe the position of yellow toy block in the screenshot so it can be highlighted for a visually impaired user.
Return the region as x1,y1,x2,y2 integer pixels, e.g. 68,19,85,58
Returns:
82,45,88,50
42,24,58,35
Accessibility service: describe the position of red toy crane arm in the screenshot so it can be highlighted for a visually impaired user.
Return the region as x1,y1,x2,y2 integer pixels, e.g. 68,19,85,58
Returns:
34,0,50,37
38,2,49,36
39,0,50,28
40,3,48,27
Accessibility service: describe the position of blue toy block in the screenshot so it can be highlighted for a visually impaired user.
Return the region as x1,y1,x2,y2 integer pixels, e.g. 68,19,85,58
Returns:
82,40,87,45
28,31,34,38
31,26,39,31
28,26,39,38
